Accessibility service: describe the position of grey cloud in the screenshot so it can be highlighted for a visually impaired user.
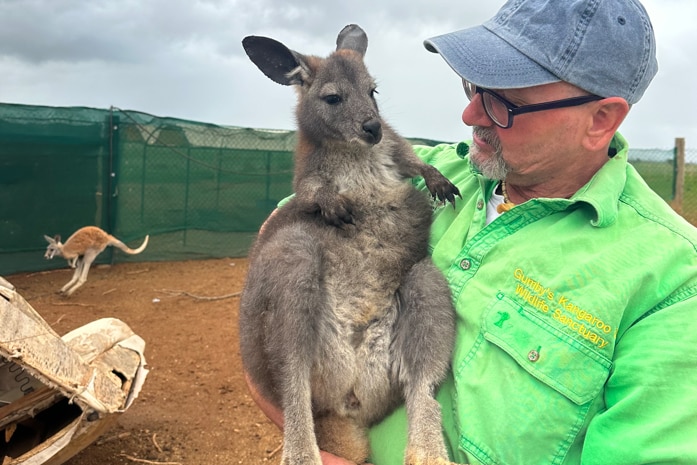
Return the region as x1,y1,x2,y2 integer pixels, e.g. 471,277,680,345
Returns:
0,0,489,64
0,0,249,63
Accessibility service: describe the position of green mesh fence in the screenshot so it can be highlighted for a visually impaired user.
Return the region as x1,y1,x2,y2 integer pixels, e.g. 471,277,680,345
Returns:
683,161,697,225
626,146,697,224
111,109,298,265
0,102,689,275
1,104,112,275
0,104,450,275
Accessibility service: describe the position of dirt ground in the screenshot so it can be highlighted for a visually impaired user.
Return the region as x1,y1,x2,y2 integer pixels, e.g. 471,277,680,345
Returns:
5,257,283,465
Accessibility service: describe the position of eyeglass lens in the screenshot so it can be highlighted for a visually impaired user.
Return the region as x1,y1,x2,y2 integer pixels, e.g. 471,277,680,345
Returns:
463,80,509,127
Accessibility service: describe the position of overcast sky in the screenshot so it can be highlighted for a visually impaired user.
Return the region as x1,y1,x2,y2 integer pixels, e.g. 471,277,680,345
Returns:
0,0,693,150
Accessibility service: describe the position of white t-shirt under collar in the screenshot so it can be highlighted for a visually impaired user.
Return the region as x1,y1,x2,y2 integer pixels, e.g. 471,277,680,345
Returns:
486,182,505,225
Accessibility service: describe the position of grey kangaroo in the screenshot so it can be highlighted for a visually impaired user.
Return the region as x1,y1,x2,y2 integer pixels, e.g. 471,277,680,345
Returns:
239,25,460,465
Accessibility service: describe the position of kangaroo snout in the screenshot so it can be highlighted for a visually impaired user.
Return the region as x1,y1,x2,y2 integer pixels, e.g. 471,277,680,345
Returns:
361,118,382,145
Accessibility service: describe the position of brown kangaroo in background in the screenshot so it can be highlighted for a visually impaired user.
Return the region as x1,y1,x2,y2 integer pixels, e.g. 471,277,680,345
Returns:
239,25,460,465
44,226,149,296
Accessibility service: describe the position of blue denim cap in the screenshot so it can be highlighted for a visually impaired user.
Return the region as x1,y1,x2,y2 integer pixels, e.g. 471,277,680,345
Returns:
424,0,658,104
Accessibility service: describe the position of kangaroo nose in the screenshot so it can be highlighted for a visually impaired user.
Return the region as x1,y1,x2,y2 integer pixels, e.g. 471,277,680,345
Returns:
362,118,382,144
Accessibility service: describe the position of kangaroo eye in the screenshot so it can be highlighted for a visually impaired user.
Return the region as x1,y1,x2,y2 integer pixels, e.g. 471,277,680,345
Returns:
322,94,342,105
370,88,379,98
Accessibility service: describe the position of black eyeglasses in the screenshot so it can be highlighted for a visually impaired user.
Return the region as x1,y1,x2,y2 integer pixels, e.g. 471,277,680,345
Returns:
463,79,604,129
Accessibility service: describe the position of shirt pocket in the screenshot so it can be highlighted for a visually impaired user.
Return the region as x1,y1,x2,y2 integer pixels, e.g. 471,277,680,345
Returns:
452,293,612,465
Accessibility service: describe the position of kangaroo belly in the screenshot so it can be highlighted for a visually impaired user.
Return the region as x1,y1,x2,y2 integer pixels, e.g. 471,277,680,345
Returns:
306,195,430,424
310,299,400,426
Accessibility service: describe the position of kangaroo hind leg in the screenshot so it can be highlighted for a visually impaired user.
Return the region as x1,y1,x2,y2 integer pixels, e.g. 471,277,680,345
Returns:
392,258,457,465
63,250,99,296
243,225,329,465
60,257,83,294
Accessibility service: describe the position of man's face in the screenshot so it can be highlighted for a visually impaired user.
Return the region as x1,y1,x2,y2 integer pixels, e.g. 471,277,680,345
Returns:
463,81,591,185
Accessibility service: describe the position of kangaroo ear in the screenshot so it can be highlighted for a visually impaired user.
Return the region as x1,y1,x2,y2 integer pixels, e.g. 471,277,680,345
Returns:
242,35,308,86
336,24,368,57
44,234,55,244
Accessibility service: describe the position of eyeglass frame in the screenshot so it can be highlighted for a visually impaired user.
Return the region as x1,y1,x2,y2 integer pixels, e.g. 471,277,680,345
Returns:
463,79,605,129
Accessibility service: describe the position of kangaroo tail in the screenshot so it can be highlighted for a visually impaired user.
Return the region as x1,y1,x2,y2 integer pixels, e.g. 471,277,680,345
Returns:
110,235,149,255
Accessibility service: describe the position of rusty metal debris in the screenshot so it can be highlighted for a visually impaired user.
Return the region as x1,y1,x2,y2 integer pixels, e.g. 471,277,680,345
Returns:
0,276,148,465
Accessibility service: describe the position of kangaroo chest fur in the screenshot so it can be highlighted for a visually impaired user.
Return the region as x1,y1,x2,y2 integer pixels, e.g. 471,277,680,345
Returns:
312,145,431,323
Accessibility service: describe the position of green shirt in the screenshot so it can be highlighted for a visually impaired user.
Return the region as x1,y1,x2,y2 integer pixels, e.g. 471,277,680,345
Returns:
369,134,697,465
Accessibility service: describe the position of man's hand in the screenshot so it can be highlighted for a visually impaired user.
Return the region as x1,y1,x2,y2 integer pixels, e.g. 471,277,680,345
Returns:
321,450,371,465
244,371,284,428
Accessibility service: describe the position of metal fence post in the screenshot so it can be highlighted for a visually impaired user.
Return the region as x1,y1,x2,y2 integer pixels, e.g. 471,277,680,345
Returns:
107,109,121,263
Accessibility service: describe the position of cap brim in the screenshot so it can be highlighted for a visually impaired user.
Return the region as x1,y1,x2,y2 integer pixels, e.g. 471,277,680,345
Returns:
423,25,560,89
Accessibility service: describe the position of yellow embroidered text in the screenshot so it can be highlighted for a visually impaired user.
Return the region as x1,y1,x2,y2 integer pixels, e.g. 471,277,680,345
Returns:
512,268,614,349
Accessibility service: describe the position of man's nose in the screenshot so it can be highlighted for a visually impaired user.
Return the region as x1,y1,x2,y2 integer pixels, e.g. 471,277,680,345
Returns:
462,93,492,128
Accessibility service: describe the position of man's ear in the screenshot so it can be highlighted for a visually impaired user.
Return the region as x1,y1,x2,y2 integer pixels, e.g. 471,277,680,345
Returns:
582,97,630,151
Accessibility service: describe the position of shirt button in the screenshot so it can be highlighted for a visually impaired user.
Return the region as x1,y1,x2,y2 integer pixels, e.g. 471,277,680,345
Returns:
459,259,471,270
476,199,484,210
528,350,540,362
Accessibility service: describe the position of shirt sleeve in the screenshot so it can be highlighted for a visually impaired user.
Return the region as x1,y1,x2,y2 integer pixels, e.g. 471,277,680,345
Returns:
581,295,697,464
412,143,462,164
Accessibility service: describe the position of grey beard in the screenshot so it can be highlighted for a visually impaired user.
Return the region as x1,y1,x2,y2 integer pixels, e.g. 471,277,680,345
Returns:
470,126,508,180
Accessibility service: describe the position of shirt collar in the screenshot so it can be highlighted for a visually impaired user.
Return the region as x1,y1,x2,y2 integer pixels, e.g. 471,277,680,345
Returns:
466,132,629,228
570,133,628,227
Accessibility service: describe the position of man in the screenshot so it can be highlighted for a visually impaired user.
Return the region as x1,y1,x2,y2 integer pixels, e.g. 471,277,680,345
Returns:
249,0,697,463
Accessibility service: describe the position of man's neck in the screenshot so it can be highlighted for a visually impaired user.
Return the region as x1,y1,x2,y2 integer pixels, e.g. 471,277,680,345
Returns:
504,149,610,203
